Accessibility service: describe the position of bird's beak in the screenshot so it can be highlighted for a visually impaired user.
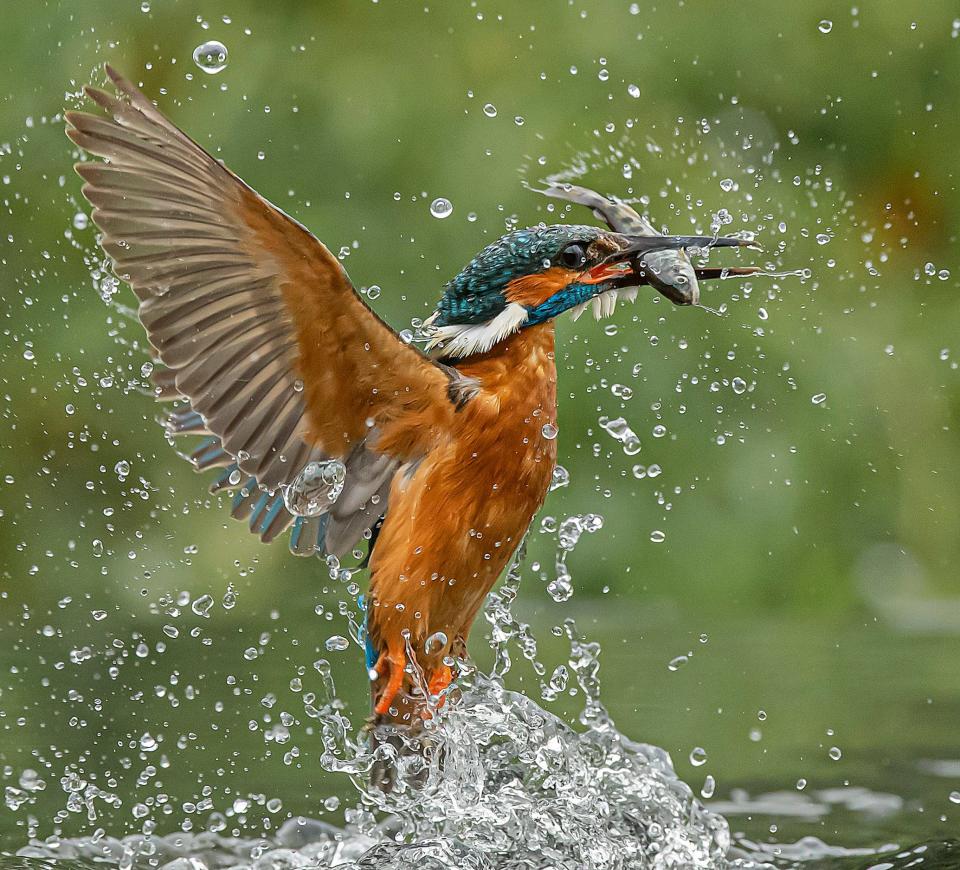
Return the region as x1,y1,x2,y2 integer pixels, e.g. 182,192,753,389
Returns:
581,234,763,306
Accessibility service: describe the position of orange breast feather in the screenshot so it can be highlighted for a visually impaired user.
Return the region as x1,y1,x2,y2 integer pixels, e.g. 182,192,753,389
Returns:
366,323,558,715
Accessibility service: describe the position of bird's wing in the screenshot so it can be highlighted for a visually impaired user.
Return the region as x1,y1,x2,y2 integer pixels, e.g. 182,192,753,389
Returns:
66,65,459,555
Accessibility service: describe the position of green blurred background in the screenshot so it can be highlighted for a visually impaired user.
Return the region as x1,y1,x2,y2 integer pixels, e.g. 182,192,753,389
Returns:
1,0,958,855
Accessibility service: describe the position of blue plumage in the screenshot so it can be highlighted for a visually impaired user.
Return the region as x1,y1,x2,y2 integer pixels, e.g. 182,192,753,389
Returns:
357,593,377,671
524,282,599,325
433,225,605,326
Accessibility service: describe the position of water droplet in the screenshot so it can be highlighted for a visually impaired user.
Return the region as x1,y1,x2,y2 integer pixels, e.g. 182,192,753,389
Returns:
514,115,525,126
815,232,831,245
72,212,89,230
689,747,707,766
139,733,158,751
700,775,716,799
424,631,448,654
627,84,640,99
949,790,960,804
719,178,734,192
243,647,259,660
599,416,641,455
667,654,688,671
430,197,453,219
811,392,827,405
324,635,350,652
818,19,833,33
650,530,666,543
482,103,498,117
222,584,238,610
114,459,130,481
192,40,228,74
546,576,573,602
796,777,807,790
828,745,842,761
652,424,667,438
547,664,569,694
731,377,747,394
366,284,381,300
91,610,108,622
282,459,346,517
541,422,559,440
549,464,570,491
191,594,214,617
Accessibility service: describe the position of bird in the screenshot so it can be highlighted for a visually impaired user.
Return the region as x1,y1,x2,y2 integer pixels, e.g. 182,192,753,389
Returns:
65,65,762,734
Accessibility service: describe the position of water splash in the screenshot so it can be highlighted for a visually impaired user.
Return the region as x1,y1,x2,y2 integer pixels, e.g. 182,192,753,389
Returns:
11,539,736,870
15,677,733,869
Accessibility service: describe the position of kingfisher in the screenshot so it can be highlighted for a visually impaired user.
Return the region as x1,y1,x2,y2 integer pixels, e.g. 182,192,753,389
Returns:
66,66,762,729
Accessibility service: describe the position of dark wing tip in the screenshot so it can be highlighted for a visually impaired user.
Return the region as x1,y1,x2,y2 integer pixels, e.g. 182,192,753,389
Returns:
104,63,122,85
83,85,115,111
65,127,85,152
103,64,146,106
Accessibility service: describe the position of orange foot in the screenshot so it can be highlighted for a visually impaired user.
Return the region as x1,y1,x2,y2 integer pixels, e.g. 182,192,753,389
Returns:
421,664,453,719
373,650,407,716
428,664,453,699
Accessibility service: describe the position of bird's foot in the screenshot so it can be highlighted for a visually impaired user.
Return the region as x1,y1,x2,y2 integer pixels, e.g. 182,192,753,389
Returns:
373,650,407,716
428,664,453,701
420,664,453,719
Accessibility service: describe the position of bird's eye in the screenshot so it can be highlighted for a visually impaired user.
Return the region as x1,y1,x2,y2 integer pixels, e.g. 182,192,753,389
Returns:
557,243,588,270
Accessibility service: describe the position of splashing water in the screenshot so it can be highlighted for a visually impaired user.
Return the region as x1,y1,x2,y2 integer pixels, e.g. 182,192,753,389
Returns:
15,543,923,870
14,634,735,870
10,543,743,870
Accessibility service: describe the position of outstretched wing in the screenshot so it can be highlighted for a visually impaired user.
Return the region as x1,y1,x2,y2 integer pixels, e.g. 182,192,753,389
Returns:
67,65,459,556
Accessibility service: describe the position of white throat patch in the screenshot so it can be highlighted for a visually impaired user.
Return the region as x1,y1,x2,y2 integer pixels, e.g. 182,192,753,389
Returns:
568,285,639,322
422,302,530,359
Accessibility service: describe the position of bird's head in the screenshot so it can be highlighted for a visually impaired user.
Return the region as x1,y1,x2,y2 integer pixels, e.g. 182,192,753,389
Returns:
422,223,758,359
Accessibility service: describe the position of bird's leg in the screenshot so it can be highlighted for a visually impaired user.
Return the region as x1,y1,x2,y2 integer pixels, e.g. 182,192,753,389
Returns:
427,664,453,699
420,663,454,719
373,648,407,716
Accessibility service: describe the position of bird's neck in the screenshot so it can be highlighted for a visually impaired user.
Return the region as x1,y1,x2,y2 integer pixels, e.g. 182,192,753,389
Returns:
452,322,557,414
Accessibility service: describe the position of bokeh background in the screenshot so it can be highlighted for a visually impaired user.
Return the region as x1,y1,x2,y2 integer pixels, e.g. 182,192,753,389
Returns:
1,0,959,855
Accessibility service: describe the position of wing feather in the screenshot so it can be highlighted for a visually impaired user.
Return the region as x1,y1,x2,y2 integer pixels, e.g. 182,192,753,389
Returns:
69,65,455,555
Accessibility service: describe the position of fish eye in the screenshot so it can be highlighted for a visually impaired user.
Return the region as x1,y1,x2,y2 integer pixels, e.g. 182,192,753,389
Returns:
557,243,588,270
